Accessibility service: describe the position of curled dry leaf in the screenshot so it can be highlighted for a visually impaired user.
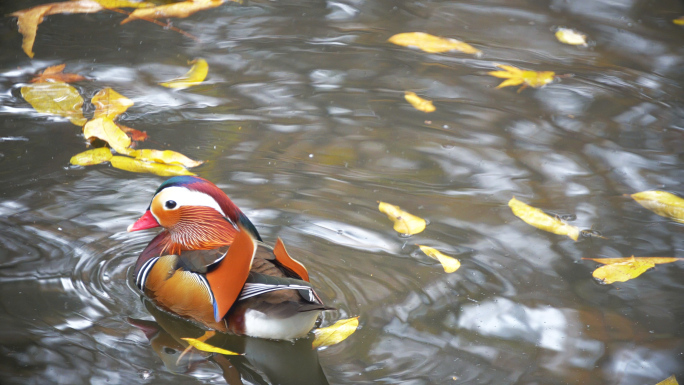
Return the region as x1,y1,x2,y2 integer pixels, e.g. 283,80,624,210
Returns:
378,201,426,235
31,64,86,83
631,191,684,223
10,0,105,58
70,148,113,166
656,375,679,385
159,59,209,89
110,156,196,176
555,28,587,46
584,257,682,265
388,32,480,55
488,64,555,93
508,197,579,241
21,82,86,126
591,256,655,284
404,92,435,113
92,87,134,120
128,149,204,168
118,124,149,142
83,117,132,154
121,0,224,24
312,317,359,349
418,245,460,273
181,338,241,355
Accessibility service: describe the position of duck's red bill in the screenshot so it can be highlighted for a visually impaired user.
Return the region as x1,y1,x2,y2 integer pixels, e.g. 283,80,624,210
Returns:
128,210,160,232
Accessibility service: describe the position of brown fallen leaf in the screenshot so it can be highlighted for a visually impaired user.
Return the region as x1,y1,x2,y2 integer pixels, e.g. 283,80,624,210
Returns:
118,124,149,142
488,64,555,93
388,32,480,55
583,257,683,265
656,375,679,385
378,201,426,235
110,156,196,176
159,59,209,89
92,88,134,120
508,197,579,241
181,337,241,355
591,256,656,284
83,117,132,154
121,0,224,24
31,64,86,83
10,1,105,58
21,82,86,126
70,148,113,166
404,91,435,113
418,245,460,273
312,317,359,349
631,191,684,224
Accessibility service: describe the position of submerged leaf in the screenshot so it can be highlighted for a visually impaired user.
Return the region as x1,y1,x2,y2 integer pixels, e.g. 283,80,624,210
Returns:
10,1,105,58
118,124,149,141
508,197,579,241
631,191,684,223
591,256,655,284
21,82,86,125
181,338,241,355
121,0,224,24
584,257,682,265
83,117,132,154
128,149,203,168
70,148,113,166
674,17,684,26
110,156,195,176
656,375,679,385
555,28,587,46
92,88,134,120
159,59,209,89
312,317,359,349
388,32,480,55
418,245,460,273
404,92,435,113
378,201,426,235
488,64,555,92
31,64,86,83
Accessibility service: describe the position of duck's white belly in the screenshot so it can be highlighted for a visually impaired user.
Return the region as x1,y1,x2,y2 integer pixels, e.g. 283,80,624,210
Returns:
244,309,320,340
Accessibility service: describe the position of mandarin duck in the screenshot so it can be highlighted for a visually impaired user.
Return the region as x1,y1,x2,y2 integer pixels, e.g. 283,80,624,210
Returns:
128,176,332,340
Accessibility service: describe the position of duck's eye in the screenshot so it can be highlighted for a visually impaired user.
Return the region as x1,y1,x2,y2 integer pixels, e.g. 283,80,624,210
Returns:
165,200,177,209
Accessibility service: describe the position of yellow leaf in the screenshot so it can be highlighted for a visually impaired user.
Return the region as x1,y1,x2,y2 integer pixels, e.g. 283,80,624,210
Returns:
508,197,579,241
674,17,684,26
180,338,241,355
110,156,196,176
121,0,223,24
592,256,655,284
584,257,682,265
10,1,104,58
631,191,684,223
388,32,480,55
488,64,555,92
656,375,679,385
555,28,587,46
70,148,113,166
404,92,435,113
87,0,154,9
418,245,460,273
378,201,426,235
128,149,203,168
21,82,86,126
312,317,359,349
159,59,209,89
83,117,132,154
92,88,134,120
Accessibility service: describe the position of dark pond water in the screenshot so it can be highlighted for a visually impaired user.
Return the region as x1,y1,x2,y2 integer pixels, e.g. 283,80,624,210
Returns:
1,0,684,383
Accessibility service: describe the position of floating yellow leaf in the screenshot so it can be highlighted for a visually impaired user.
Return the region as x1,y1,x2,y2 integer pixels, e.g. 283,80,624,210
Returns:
21,82,86,126
404,92,435,113
378,201,426,235
555,28,587,46
83,117,132,154
10,1,104,58
181,337,241,355
312,317,359,349
90,0,154,9
121,0,223,24
674,17,684,26
110,156,196,176
631,191,684,223
508,197,579,241
31,64,86,83
656,375,679,385
159,59,209,89
488,64,555,93
70,148,112,166
388,32,480,55
584,257,682,265
128,149,203,168
92,88,134,120
418,245,460,273
591,256,656,284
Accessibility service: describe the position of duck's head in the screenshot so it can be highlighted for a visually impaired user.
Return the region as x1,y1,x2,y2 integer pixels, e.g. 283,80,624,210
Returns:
128,176,262,248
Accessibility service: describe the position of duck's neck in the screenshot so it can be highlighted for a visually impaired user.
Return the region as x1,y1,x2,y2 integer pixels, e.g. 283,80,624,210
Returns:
166,218,237,254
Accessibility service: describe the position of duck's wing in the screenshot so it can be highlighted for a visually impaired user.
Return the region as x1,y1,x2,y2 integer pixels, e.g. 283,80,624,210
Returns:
250,239,311,282
177,246,230,274
239,272,327,308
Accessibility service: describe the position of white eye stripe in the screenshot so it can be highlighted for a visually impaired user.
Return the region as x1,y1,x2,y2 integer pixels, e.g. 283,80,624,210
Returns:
155,187,226,217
